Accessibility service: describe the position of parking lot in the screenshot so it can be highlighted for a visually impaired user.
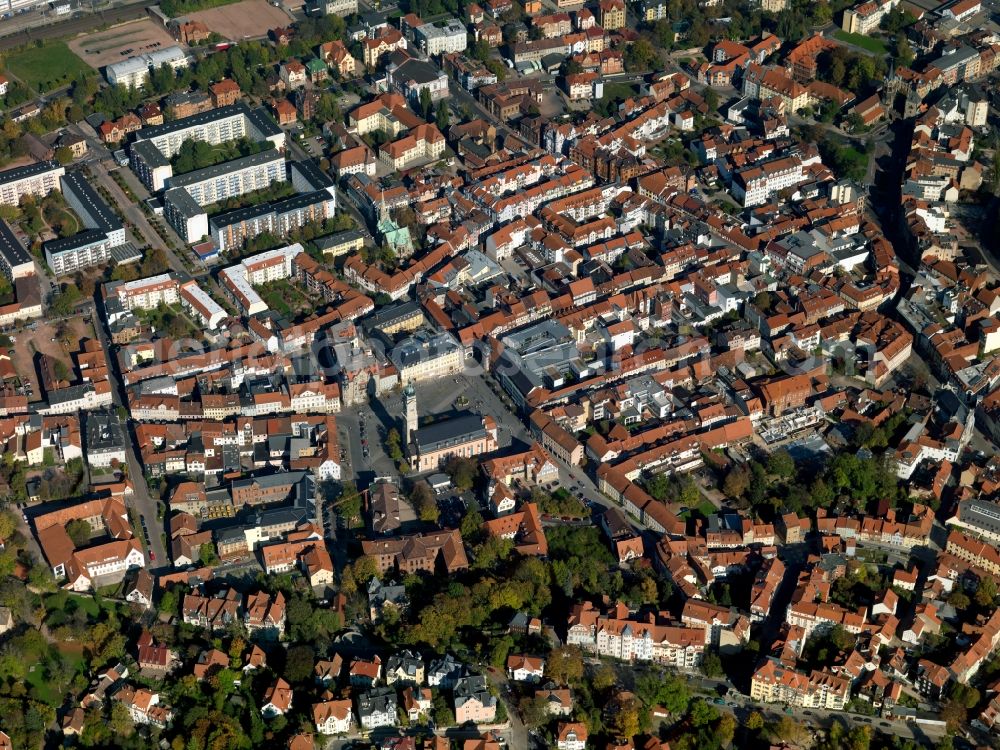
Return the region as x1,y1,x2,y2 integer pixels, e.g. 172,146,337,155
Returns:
301,134,327,158
66,19,175,69
436,492,468,527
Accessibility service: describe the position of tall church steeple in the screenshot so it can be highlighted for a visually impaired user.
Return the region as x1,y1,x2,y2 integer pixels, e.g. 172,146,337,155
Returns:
403,381,417,447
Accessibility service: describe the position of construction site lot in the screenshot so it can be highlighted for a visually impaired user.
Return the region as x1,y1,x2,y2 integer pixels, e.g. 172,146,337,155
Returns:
184,0,291,41
10,318,96,400
67,19,178,71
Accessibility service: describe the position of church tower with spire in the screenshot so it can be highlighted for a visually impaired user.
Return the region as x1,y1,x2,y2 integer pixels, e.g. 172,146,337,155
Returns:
403,381,417,448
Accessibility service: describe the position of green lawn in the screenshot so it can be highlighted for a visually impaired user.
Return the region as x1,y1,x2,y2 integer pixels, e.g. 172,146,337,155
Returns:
594,82,640,117
602,82,639,100
833,30,888,55
134,302,202,340
696,500,717,518
26,645,85,706
254,281,295,317
677,499,718,520
26,663,58,704
44,591,100,620
4,41,92,93
253,278,317,318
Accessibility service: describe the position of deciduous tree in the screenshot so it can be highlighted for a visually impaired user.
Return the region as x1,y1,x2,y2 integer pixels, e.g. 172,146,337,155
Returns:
609,692,641,738
545,646,585,686
411,482,440,523
700,650,723,678
284,644,315,683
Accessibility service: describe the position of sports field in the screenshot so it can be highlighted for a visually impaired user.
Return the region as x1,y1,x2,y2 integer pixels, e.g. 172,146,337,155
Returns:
3,41,92,92
185,0,290,41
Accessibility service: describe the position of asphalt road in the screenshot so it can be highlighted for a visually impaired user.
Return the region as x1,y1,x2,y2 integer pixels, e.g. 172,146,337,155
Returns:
725,694,947,743
91,164,161,249
90,297,169,566
81,124,215,276
105,162,192,273
486,668,529,750
68,120,189,273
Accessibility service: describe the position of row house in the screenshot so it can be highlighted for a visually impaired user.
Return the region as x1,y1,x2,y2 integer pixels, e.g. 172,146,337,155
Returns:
750,659,851,710
786,600,866,645
567,602,706,669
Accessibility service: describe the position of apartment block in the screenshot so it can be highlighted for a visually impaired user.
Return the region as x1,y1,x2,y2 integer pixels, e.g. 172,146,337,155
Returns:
842,0,899,35
209,190,335,254
413,18,468,55
45,172,129,276
0,161,65,207
131,102,285,166
219,244,303,315
751,659,851,710
166,149,285,206
566,602,706,669
732,156,806,207
164,149,287,242
0,219,34,280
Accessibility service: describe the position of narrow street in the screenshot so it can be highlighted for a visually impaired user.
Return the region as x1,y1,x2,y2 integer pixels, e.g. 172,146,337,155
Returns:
485,668,529,750
869,118,916,268
89,298,169,566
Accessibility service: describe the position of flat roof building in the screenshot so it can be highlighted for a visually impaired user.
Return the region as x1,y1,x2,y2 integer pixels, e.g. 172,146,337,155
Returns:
413,18,468,55
0,220,34,280
105,46,188,89
44,230,115,278
130,140,173,192
85,409,127,468
166,149,286,206
290,159,336,194
0,161,65,207
42,171,128,276
210,189,335,254
315,229,368,258
163,150,286,243
61,172,126,245
133,102,284,161
163,188,209,244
